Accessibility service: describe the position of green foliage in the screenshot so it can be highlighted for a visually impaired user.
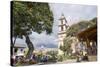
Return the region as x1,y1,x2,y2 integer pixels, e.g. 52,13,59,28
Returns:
57,55,63,61
59,37,72,56
46,51,58,62
89,17,97,27
64,55,76,59
12,1,54,38
66,17,97,36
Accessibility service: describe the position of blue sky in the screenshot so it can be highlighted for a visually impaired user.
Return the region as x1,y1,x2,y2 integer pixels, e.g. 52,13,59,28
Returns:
15,3,97,49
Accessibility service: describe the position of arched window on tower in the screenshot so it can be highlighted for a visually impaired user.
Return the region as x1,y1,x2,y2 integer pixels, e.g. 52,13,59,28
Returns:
61,26,64,31
61,20,63,25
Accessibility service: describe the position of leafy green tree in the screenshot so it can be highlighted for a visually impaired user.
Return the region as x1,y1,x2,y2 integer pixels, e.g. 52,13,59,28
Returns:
46,51,58,62
11,1,54,59
60,37,72,56
89,17,97,27
66,17,97,36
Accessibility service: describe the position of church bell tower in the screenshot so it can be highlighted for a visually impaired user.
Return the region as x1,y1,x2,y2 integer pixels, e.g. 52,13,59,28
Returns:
58,14,69,55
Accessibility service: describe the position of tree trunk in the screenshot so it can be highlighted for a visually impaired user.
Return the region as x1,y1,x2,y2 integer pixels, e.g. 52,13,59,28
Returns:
13,36,17,46
25,34,34,59
11,36,17,55
11,36,17,48
11,36,17,66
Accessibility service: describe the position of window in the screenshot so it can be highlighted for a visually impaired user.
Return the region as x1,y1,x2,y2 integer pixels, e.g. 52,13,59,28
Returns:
61,21,63,24
61,26,63,31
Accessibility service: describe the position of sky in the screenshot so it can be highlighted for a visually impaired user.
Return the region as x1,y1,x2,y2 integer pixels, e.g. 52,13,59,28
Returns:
14,3,97,49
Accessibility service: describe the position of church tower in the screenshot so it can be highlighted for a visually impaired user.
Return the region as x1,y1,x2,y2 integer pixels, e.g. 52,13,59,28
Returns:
58,14,69,55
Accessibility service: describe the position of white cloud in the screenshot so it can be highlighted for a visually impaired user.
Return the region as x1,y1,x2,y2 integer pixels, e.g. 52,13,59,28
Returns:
30,31,58,49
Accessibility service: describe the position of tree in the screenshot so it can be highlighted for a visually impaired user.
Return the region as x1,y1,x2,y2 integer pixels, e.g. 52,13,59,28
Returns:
66,17,97,36
60,37,72,56
11,1,54,59
46,51,58,62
